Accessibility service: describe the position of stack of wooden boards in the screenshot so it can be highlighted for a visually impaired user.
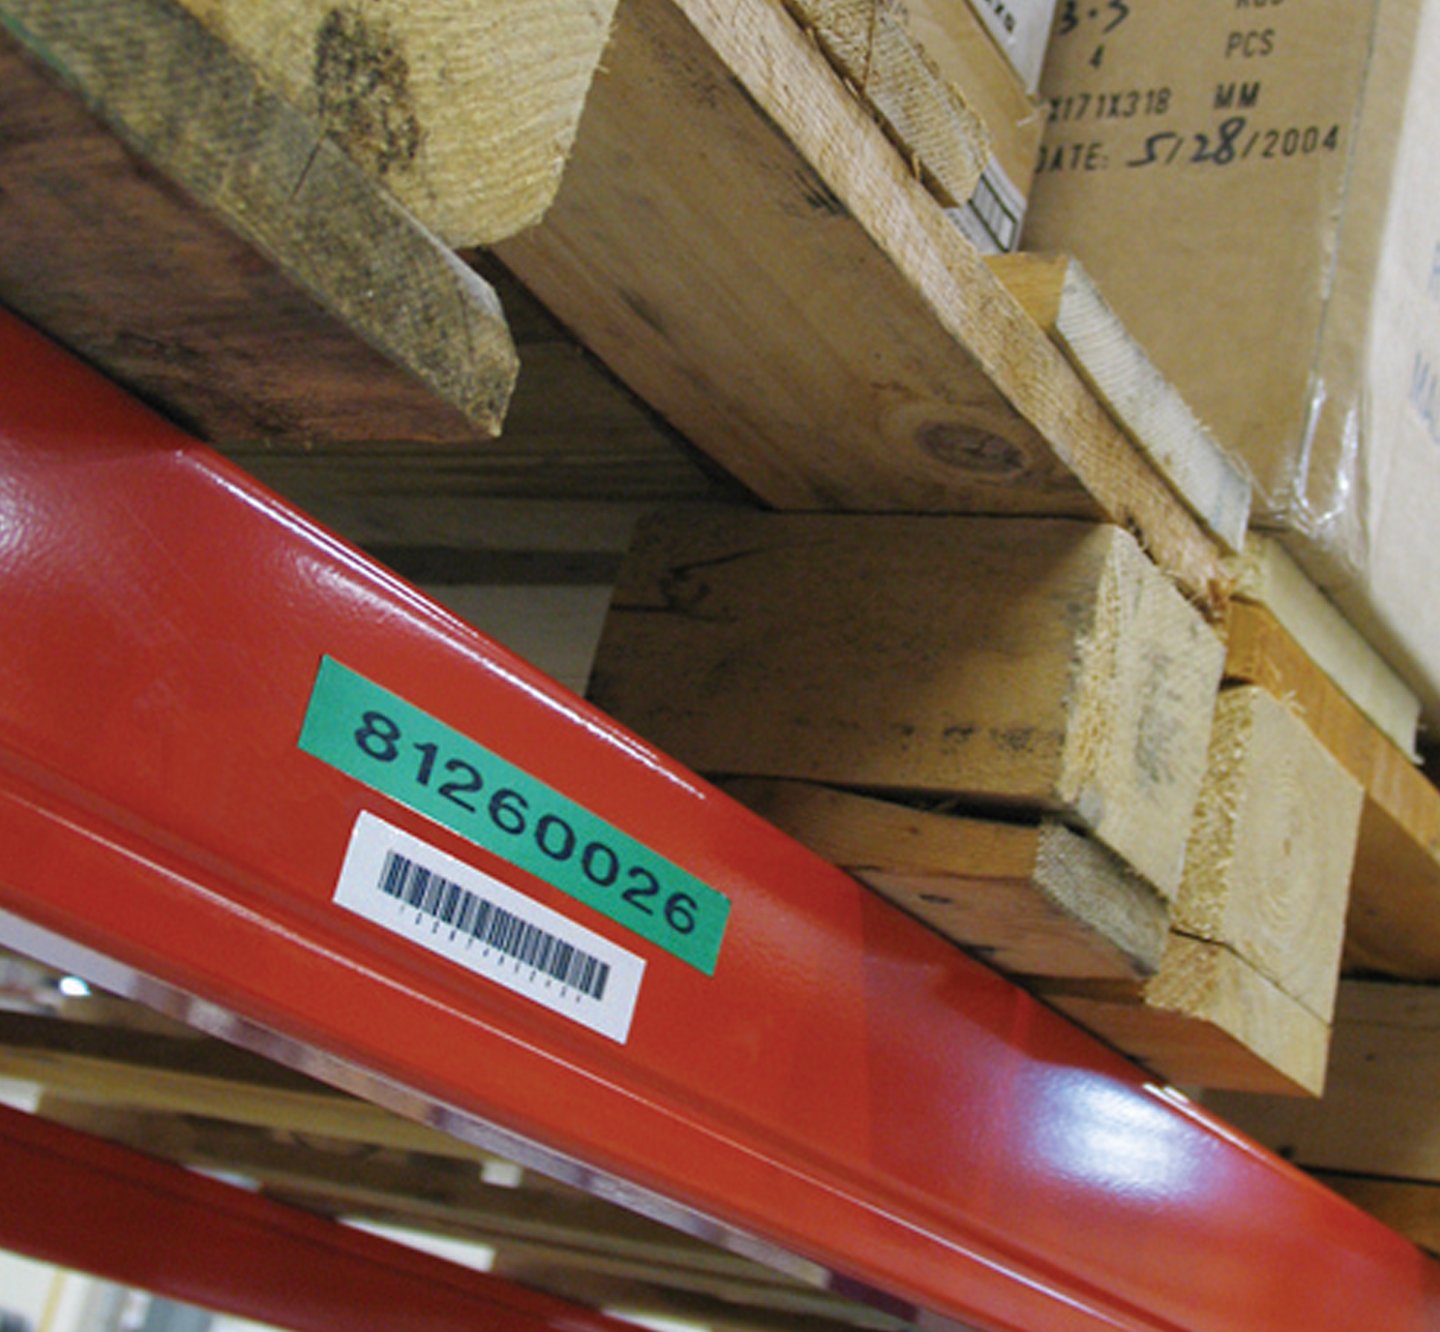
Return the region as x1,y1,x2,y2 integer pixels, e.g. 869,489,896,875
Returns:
5,0,1440,1260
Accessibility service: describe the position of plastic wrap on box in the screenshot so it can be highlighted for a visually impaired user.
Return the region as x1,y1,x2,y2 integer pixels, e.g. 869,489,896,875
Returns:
1024,0,1440,729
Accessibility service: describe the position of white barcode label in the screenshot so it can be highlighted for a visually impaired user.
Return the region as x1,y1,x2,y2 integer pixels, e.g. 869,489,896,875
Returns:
948,157,1027,254
333,812,645,1042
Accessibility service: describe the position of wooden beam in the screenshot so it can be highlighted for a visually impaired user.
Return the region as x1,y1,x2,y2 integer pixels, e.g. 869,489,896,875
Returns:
1207,980,1440,1180
170,0,619,246
1226,602,1440,979
989,253,1251,552
495,0,1228,605
592,510,1224,899
725,779,1167,981
1030,685,1365,1098
0,0,516,444
1036,935,1331,1097
1171,685,1361,1024
780,0,991,209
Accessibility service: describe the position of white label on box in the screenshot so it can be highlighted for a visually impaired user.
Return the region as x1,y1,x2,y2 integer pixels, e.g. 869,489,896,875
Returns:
966,0,1058,92
948,156,1028,253
333,811,645,1043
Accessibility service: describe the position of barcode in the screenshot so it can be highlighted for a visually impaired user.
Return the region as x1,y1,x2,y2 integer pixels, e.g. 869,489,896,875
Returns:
378,850,611,1001
966,172,1020,252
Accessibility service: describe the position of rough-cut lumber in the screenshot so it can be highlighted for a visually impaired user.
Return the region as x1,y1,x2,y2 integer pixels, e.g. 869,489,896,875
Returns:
725,779,1166,981
591,510,1224,898
495,0,1229,605
1172,685,1362,1023
781,0,991,209
224,258,729,523
170,0,618,246
1226,602,1440,979
1029,686,1364,1097
1037,935,1331,1097
0,0,516,443
0,1013,488,1161
1207,981,1440,1178
989,253,1251,553
1234,536,1420,758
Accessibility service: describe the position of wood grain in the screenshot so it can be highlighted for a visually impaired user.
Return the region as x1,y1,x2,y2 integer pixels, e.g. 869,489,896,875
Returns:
1226,602,1440,979
727,779,1167,980
172,0,619,245
496,0,1228,605
0,0,516,443
593,510,1223,898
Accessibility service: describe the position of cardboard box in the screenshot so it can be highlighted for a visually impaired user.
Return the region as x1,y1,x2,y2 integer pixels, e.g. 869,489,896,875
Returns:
954,0,1058,92
1023,0,1440,729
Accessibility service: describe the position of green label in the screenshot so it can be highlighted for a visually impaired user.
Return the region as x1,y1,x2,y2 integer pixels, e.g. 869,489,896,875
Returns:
299,657,729,974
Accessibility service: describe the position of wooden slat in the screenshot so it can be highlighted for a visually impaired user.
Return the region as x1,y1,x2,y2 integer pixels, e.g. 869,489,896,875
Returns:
990,252,1251,552
495,0,1228,605
1226,602,1440,978
0,1013,491,1162
170,0,619,246
1207,980,1440,1179
0,0,516,444
1234,537,1420,758
726,779,1167,981
1037,935,1331,1097
1029,685,1366,1098
592,510,1224,899
780,0,991,208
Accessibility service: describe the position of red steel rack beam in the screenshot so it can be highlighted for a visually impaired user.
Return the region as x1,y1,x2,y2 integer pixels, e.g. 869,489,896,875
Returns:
0,307,1436,1332
0,1102,632,1332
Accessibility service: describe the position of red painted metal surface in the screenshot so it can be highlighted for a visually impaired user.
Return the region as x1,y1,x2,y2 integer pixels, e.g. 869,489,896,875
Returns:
0,306,1437,1332
0,1102,632,1332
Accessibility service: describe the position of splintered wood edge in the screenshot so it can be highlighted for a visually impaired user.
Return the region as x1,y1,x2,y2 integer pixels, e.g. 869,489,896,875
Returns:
989,253,1252,554
723,778,1167,981
1,0,518,434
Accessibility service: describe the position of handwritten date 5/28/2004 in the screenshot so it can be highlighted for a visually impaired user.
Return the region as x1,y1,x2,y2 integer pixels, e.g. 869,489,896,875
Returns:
1126,117,1342,169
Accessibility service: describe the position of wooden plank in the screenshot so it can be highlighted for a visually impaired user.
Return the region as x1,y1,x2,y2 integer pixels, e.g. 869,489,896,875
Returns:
1173,685,1361,1023
1037,935,1331,1097
780,0,991,208
1234,536,1421,759
495,0,1229,605
0,0,516,444
1207,980,1440,1178
171,0,619,246
592,510,1224,898
1226,602,1440,979
0,1013,490,1161
725,779,1167,981
989,253,1251,552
